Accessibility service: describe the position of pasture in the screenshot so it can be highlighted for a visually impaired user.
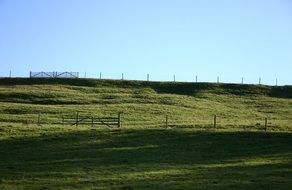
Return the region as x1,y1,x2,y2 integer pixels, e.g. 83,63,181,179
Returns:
0,78,291,189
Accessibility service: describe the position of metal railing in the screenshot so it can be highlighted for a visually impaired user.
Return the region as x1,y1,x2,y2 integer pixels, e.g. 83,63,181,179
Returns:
29,71,79,78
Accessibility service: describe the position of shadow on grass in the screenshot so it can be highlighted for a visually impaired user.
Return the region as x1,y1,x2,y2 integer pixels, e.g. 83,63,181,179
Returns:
0,129,291,189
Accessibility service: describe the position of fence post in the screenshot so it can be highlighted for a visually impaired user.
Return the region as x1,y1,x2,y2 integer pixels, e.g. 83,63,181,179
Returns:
92,116,94,127
147,74,149,82
37,113,41,126
214,115,217,128
165,114,168,128
217,76,219,83
259,77,261,85
264,118,267,132
122,73,124,80
276,78,278,86
118,113,121,128
76,112,79,126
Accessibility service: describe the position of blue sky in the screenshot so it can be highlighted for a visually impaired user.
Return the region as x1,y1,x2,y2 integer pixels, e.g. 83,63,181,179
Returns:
0,0,291,85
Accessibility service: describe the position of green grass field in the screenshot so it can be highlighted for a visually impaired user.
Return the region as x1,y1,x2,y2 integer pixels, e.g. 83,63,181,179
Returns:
0,78,291,189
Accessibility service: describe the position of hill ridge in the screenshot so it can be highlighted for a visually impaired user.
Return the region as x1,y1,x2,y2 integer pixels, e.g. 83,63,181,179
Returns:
0,77,291,98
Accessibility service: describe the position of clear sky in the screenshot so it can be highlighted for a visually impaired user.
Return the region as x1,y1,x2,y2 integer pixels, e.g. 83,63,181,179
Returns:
0,0,291,85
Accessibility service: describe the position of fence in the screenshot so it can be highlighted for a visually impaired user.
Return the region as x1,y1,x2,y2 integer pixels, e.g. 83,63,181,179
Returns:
13,112,284,133
30,71,79,78
163,114,270,131
161,114,287,133
34,112,121,128
1,70,284,86
61,113,121,128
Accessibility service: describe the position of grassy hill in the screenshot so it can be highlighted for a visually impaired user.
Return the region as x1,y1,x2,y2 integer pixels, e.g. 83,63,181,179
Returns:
0,78,291,130
0,78,291,189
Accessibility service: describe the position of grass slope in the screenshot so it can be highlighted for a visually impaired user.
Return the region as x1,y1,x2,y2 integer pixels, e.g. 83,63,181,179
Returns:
0,78,291,189
0,78,291,130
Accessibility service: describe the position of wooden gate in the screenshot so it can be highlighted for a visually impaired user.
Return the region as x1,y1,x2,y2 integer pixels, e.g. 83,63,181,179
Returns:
62,113,121,128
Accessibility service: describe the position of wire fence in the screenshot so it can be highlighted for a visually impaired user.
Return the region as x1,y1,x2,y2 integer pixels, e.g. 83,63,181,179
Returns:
1,113,291,132
0,71,286,86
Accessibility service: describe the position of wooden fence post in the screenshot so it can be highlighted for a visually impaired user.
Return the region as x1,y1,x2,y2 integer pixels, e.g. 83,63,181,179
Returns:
265,118,267,132
37,113,41,126
118,113,121,128
91,116,94,127
214,115,217,128
76,112,79,126
165,115,168,128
